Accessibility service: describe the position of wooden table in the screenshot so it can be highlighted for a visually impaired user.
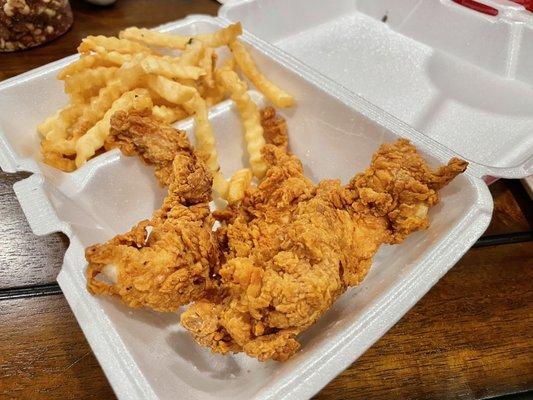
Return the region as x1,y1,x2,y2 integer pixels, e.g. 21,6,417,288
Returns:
1,1,532,399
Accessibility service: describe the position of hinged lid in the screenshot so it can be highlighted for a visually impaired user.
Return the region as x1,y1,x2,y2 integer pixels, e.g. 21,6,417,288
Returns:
220,0,533,179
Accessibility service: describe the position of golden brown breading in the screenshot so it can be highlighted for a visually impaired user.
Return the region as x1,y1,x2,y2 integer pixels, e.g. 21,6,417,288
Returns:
348,140,468,244
85,108,466,361
181,136,467,361
260,106,288,151
105,110,195,186
86,112,218,312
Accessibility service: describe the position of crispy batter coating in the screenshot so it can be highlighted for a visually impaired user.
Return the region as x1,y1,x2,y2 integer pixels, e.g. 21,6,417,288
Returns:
86,112,218,312
105,110,194,186
181,115,467,360
85,108,467,361
260,106,288,152
347,140,468,244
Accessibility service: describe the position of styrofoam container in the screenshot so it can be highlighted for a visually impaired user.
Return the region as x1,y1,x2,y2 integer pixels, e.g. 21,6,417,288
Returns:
0,10,501,400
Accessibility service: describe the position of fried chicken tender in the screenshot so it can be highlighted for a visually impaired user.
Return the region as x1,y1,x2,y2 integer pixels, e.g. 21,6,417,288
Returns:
86,111,218,312
104,109,194,186
85,107,466,361
181,110,467,361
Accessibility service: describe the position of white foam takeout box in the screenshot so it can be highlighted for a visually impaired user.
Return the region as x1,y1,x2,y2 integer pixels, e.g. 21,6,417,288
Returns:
0,0,531,399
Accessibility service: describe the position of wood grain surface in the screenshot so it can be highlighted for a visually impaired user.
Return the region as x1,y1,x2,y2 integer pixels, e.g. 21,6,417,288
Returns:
0,0,531,399
0,175,69,289
0,295,114,400
314,242,533,400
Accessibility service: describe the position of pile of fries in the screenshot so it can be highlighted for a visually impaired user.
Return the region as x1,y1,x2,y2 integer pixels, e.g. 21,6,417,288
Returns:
38,22,294,200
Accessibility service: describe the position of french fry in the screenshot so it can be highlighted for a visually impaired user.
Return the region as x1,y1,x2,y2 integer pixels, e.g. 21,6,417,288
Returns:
37,110,61,138
40,103,85,163
119,27,191,49
183,95,217,170
199,47,216,89
119,23,242,50
204,86,225,107
58,54,114,80
227,168,253,204
216,65,267,178
174,39,206,88
38,103,84,143
207,56,235,105
78,35,155,55
94,51,134,66
183,94,228,197
179,39,204,66
40,106,81,169
147,75,197,105
195,23,242,48
220,56,236,71
230,41,294,108
140,55,205,80
45,138,77,155
44,115,87,155
58,52,132,81
75,89,153,167
213,172,229,198
79,43,134,66
64,66,118,102
70,63,144,137
41,147,76,172
152,105,188,124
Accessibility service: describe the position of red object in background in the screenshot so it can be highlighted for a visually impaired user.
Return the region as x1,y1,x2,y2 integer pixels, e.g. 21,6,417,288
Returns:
452,0,499,15
510,0,533,12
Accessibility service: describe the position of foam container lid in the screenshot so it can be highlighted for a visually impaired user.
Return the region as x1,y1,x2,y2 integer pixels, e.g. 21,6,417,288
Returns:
220,0,533,179
0,8,501,400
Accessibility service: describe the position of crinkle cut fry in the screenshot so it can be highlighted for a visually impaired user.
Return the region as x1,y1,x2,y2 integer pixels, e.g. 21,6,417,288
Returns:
223,106,287,204
58,54,115,80
64,66,118,103
78,35,155,55
230,40,295,108
140,56,205,80
216,65,267,179
183,94,229,198
119,22,242,50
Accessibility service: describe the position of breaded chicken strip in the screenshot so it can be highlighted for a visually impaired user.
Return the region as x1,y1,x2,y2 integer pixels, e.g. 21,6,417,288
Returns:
85,107,466,361
86,111,218,312
181,111,467,361
104,109,194,187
